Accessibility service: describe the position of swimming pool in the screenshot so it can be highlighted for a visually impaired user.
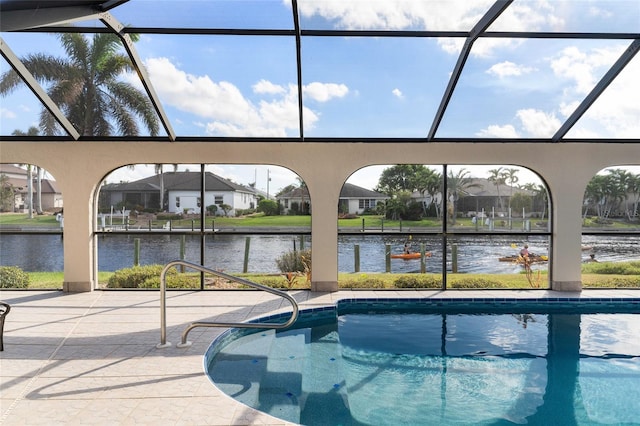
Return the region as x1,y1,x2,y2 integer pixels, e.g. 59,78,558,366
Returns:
205,298,640,425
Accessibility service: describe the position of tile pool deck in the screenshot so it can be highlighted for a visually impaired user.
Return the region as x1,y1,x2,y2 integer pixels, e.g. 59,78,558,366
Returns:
1,288,639,425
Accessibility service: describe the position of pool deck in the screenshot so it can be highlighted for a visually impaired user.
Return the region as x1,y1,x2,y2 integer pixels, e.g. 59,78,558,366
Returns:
1,288,639,425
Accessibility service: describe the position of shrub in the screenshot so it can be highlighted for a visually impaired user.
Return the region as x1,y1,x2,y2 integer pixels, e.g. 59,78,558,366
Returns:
257,199,279,216
0,266,30,288
276,249,311,273
156,213,182,221
394,275,441,289
257,277,290,289
107,264,168,288
449,278,502,289
206,204,218,215
339,276,385,289
140,271,203,289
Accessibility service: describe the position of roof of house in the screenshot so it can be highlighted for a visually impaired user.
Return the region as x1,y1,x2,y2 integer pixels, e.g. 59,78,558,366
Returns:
276,187,309,199
0,164,29,176
101,171,253,193
277,183,388,199
463,178,536,197
4,177,60,194
339,182,388,199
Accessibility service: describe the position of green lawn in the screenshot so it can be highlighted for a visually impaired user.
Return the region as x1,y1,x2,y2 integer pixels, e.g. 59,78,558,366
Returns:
0,213,59,226
14,264,639,290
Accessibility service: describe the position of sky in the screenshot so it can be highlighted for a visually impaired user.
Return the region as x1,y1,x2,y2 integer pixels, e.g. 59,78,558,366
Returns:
1,0,639,190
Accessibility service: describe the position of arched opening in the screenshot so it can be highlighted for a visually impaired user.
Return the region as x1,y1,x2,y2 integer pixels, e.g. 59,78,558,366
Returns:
95,163,311,290
339,164,551,289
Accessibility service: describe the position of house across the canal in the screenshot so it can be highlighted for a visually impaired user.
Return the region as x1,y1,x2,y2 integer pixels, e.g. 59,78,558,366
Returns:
277,182,389,215
99,171,258,216
0,164,63,212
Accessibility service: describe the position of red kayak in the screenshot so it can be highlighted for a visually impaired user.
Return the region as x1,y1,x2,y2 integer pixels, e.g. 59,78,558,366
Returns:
390,252,432,260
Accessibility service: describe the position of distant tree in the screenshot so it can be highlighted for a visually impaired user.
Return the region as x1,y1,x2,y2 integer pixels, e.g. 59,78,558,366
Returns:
414,167,442,218
376,164,426,195
206,204,218,215
447,168,480,224
520,182,548,219
276,184,296,197
510,192,532,213
488,167,507,213
0,175,14,212
504,168,520,214
584,174,622,219
258,199,279,216
384,191,412,220
377,165,439,220
626,172,640,220
219,203,232,216
296,177,309,215
12,127,44,216
154,164,178,211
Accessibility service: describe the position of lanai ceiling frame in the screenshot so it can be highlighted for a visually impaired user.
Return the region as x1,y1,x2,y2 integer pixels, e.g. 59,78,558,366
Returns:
0,0,639,143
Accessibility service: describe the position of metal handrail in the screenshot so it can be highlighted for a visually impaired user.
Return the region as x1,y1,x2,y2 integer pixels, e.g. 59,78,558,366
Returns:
157,260,299,348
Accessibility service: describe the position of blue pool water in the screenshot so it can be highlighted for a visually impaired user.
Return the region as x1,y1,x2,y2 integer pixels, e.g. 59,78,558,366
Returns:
205,299,640,425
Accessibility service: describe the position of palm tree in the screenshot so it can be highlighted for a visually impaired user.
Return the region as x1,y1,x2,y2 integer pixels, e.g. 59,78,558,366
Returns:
488,167,507,213
626,172,640,221
504,168,520,215
414,167,442,219
154,164,178,211
12,126,43,216
520,182,548,221
0,33,159,137
447,168,480,225
296,177,309,214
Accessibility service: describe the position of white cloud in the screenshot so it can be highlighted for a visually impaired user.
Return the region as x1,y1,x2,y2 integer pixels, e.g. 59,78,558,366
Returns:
550,45,623,95
588,6,613,19
481,44,637,139
548,44,639,138
392,88,403,98
296,0,564,56
476,124,519,138
516,108,561,138
559,100,580,118
571,57,640,138
140,57,342,137
0,108,17,119
303,82,349,102
253,79,286,95
486,61,535,78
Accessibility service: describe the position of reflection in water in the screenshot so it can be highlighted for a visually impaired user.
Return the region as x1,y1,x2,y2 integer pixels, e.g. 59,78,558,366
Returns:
209,307,640,425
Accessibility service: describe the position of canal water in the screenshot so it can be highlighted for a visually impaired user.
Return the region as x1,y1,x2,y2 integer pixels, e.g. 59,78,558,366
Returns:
1,234,638,274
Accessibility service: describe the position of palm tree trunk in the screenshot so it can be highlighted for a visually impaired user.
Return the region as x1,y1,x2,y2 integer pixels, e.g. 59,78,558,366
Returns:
36,166,43,214
26,165,33,219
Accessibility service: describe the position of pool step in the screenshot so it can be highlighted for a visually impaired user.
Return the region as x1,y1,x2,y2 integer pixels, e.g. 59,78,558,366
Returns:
207,329,276,408
300,323,352,426
258,327,310,423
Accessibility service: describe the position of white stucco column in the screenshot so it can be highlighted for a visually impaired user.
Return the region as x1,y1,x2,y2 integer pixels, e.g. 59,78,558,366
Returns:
307,180,340,291
549,180,585,292
59,177,96,292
